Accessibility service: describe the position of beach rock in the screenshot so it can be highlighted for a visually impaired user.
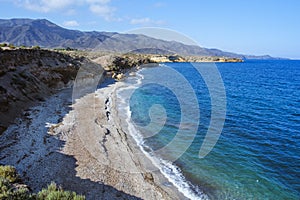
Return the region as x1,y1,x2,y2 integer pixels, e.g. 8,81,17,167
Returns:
116,73,124,80
143,172,154,182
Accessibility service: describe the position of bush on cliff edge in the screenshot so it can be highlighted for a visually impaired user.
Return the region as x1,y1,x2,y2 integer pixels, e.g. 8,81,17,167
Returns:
0,165,85,200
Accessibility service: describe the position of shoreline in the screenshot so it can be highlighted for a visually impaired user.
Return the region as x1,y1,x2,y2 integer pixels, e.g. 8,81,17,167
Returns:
115,69,210,200
0,78,187,199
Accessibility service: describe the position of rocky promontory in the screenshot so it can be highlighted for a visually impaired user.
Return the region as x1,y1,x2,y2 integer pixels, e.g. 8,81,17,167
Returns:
90,52,243,81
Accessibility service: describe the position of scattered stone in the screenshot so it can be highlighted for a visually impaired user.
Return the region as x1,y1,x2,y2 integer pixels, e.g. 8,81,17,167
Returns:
104,128,110,135
143,172,154,182
116,73,124,80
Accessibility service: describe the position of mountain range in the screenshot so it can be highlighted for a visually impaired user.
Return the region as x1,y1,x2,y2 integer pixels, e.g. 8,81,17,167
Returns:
0,18,278,59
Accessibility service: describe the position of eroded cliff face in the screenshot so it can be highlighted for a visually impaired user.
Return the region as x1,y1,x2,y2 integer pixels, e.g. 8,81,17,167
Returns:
0,49,99,134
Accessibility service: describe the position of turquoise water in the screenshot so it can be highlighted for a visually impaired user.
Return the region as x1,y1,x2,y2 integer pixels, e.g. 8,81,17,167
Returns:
119,60,300,199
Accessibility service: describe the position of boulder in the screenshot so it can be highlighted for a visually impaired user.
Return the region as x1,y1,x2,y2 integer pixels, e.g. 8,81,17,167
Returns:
116,73,124,80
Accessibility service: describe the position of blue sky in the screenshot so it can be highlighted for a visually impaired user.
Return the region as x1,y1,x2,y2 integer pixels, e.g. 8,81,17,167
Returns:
1,0,300,59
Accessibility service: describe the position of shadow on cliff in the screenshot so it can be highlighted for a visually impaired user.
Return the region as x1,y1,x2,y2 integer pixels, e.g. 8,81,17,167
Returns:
0,49,90,134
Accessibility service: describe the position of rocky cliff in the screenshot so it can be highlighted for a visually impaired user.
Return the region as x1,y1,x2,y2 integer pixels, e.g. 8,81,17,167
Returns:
0,49,99,134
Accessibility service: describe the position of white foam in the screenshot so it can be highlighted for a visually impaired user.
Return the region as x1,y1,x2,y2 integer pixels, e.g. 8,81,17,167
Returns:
116,70,209,200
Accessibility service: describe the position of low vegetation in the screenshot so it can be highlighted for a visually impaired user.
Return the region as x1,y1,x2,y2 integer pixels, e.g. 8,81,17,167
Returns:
36,183,85,200
0,43,41,50
0,165,85,200
0,165,19,183
54,47,78,51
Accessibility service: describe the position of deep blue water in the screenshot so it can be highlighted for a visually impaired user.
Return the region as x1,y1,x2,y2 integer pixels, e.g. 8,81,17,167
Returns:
119,60,300,199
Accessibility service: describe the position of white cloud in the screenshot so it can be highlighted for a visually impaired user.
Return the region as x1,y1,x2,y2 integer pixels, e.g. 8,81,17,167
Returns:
16,0,162,24
65,9,77,16
130,18,151,25
89,4,116,20
16,0,117,21
20,0,73,12
63,20,79,27
130,18,165,26
85,0,111,3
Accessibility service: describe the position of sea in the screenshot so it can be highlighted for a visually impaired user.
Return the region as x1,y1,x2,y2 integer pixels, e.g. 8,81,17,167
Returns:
115,60,300,200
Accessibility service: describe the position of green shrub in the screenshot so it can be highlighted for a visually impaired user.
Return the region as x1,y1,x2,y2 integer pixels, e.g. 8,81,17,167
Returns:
0,166,85,200
0,165,19,183
0,177,33,200
8,43,15,49
0,166,32,199
0,43,8,47
32,46,41,50
5,187,33,200
0,177,10,194
36,182,85,200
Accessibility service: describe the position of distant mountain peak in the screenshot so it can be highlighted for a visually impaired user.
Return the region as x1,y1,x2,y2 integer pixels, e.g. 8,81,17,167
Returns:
31,19,59,27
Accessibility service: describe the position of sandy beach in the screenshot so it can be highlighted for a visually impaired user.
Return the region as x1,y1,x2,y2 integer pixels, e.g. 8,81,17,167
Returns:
0,79,187,199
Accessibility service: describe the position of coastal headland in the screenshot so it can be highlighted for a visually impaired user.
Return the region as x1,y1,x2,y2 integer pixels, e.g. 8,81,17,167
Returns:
0,48,238,199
